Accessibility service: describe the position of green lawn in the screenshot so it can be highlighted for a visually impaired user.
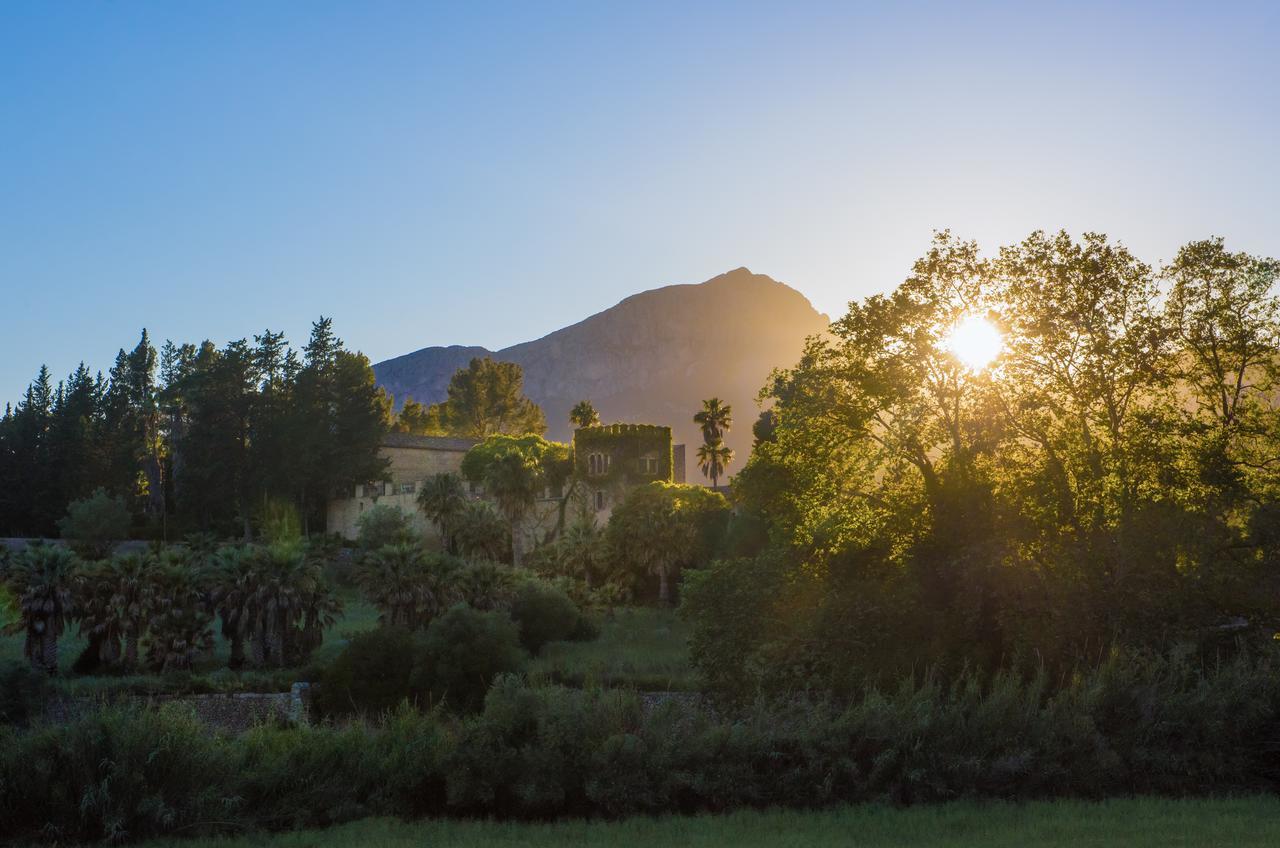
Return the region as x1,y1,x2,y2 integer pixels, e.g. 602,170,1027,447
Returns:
131,798,1280,847
529,605,700,691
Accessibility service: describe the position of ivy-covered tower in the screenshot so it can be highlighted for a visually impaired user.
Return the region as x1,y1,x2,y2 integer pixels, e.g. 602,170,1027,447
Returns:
572,423,674,516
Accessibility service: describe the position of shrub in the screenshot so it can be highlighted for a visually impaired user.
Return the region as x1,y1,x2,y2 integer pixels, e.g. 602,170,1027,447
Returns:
415,605,525,713
315,626,427,718
0,661,51,727
356,504,418,550
509,580,581,654
57,488,131,561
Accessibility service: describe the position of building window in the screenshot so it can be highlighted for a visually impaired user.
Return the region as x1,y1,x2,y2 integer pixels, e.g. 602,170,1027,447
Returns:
362,482,387,498
588,453,611,476
398,482,416,495
640,456,658,474
594,490,606,511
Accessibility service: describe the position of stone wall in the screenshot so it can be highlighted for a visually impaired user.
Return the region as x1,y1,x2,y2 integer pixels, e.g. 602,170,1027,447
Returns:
50,683,312,734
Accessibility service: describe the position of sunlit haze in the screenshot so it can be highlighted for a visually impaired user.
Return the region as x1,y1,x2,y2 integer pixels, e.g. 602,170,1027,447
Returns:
1,2,1277,403
944,315,1003,372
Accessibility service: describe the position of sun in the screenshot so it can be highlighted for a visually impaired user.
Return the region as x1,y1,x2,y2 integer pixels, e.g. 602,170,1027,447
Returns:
943,314,1003,371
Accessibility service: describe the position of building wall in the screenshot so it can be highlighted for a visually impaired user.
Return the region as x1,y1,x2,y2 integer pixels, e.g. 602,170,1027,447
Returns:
573,423,674,524
325,434,476,540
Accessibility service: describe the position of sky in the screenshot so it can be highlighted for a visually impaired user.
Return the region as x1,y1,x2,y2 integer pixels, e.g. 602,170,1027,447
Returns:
1,1,1278,405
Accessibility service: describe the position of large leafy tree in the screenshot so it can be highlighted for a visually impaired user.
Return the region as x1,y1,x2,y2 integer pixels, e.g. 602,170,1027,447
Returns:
462,434,571,568
606,482,728,605
428,357,546,438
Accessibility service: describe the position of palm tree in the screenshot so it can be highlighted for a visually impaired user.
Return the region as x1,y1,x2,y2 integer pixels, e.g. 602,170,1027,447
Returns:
254,542,338,667
559,520,602,588
694,398,733,444
209,545,260,669
569,400,600,429
417,472,466,553
483,450,542,569
696,440,735,489
453,500,510,562
144,549,215,673
76,552,154,670
355,543,459,629
7,544,79,674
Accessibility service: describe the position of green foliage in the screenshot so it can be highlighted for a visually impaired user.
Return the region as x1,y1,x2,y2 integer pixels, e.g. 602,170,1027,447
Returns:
58,488,131,560
605,482,729,604
355,504,418,550
5,543,80,673
509,580,582,654
710,230,1280,688
453,500,511,562
416,472,466,551
6,651,1280,842
0,660,51,726
569,399,600,429
462,434,570,568
416,605,526,713
425,357,546,438
355,544,461,629
315,626,427,718
573,423,674,483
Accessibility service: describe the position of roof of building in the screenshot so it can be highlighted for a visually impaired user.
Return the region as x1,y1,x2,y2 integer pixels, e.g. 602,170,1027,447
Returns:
381,432,480,452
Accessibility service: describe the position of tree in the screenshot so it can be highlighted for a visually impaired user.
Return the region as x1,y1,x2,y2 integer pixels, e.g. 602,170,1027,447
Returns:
355,543,460,629
57,488,131,561
427,357,546,438
696,440,734,490
76,552,154,670
569,400,600,429
694,398,733,444
417,473,467,552
6,544,80,674
453,500,510,562
605,482,728,605
462,434,572,567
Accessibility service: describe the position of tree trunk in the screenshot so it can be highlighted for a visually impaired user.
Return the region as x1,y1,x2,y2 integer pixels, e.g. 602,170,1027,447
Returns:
41,628,59,675
228,632,245,669
126,632,139,669
511,522,523,569
658,569,671,606
250,629,267,667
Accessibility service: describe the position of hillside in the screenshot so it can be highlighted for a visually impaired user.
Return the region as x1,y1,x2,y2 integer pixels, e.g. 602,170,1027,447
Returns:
373,268,830,479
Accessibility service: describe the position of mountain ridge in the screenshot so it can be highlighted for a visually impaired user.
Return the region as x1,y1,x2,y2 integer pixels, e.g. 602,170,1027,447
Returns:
374,268,830,477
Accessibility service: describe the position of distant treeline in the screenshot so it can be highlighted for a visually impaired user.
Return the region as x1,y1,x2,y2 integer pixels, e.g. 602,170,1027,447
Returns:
0,318,389,539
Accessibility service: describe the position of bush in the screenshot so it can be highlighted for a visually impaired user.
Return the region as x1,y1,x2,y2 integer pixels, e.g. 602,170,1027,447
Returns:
57,488,131,560
0,661,51,727
415,605,525,713
356,504,417,550
509,580,582,654
315,627,427,718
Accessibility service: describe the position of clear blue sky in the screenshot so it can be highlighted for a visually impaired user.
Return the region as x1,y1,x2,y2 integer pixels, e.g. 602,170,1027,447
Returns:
2,1,1277,404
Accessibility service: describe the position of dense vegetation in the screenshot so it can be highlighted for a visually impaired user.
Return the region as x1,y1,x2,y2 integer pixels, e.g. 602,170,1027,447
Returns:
698,232,1280,694
3,651,1280,843
0,319,389,538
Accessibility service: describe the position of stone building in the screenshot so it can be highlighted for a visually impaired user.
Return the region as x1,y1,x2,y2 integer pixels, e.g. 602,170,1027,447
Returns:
327,425,685,539
573,423,677,522
326,432,478,539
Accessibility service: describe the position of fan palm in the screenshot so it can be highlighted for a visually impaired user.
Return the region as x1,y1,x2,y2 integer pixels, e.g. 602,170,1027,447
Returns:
569,400,600,429
76,552,155,670
254,542,338,667
693,398,733,444
6,544,80,674
417,472,467,553
144,549,215,673
696,440,735,489
483,449,542,569
356,543,459,629
453,500,510,562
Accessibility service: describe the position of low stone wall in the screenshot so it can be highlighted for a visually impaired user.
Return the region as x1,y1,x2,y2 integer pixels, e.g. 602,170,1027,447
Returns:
49,683,312,733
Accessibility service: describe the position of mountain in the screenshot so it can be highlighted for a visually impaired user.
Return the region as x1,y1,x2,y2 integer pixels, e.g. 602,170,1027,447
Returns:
373,268,831,480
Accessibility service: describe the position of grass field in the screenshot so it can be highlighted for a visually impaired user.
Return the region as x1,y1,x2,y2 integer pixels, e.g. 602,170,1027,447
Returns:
528,606,699,691
131,798,1280,847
